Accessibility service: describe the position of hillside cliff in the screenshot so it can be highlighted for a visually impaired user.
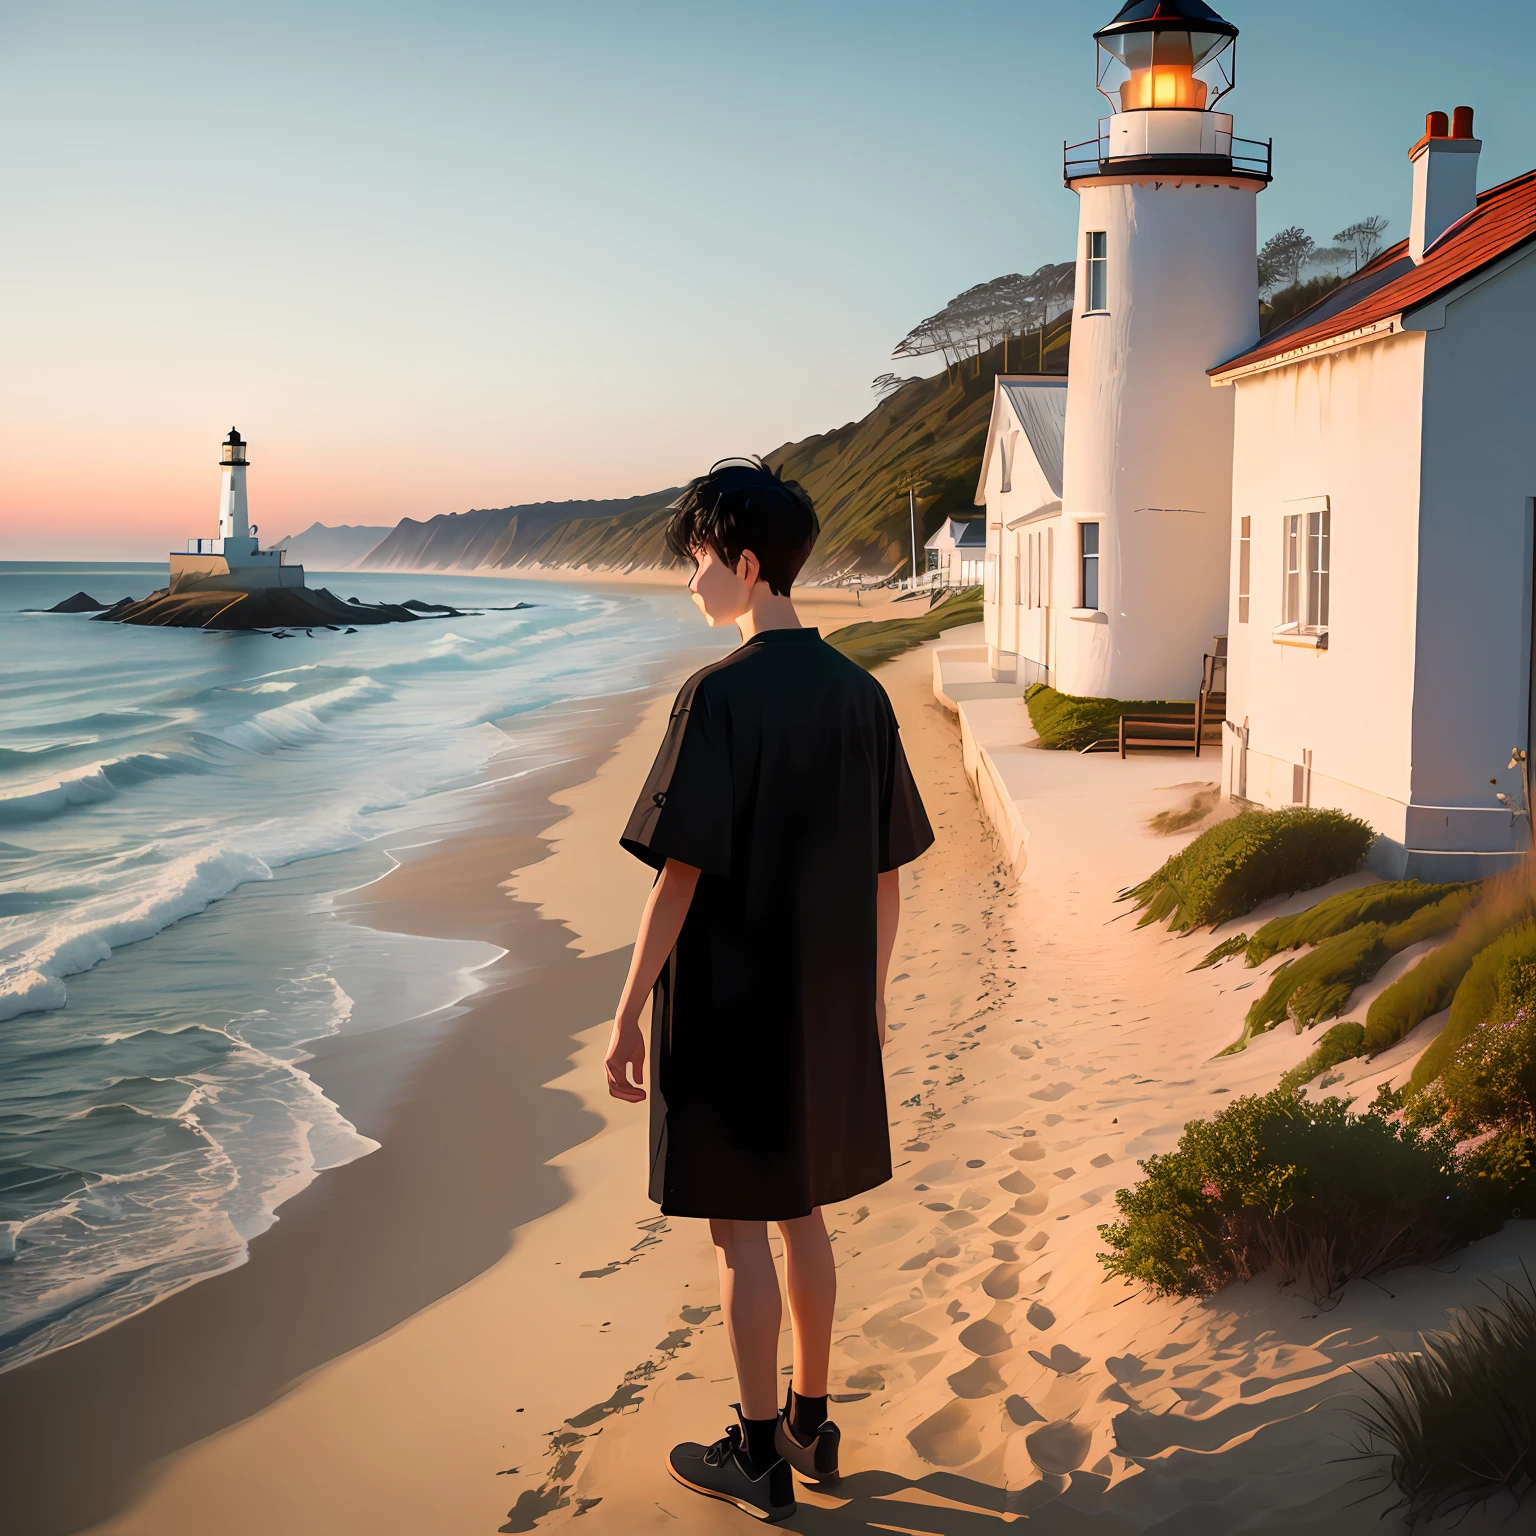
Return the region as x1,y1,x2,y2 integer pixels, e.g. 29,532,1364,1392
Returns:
360,320,1069,579
271,522,394,570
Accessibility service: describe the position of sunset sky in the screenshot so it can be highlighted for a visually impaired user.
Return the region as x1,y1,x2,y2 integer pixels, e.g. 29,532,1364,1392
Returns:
2,0,1530,558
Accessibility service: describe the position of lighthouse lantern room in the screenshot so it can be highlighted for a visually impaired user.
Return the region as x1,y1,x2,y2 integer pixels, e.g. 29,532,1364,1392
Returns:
1053,0,1268,702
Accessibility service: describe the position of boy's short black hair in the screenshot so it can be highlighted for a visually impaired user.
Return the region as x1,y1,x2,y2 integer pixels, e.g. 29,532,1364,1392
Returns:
665,457,819,597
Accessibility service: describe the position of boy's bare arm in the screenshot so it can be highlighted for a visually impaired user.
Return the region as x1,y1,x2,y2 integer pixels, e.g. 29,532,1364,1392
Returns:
876,868,901,1048
604,858,702,1102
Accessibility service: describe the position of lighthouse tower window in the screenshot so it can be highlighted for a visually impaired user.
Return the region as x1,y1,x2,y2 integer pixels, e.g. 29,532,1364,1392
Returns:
1086,232,1108,312
1079,522,1101,610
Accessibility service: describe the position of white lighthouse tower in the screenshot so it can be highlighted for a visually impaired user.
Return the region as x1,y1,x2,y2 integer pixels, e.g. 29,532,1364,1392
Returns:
169,427,305,592
217,427,253,546
1055,0,1267,700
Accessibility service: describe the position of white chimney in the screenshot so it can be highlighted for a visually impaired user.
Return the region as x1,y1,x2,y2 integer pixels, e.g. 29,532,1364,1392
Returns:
1409,106,1480,263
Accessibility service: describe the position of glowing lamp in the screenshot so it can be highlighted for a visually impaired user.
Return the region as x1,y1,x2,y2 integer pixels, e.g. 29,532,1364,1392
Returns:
221,426,248,466
1093,0,1238,114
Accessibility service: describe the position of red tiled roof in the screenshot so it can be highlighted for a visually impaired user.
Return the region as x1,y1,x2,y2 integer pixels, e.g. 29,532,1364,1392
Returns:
1211,167,1536,377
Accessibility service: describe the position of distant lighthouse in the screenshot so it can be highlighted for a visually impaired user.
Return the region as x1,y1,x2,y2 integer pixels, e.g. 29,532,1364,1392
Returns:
217,427,251,544
1055,0,1267,700
169,427,305,593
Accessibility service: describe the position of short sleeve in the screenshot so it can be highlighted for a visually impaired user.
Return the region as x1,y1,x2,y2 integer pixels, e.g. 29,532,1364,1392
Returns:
879,703,934,873
620,685,734,878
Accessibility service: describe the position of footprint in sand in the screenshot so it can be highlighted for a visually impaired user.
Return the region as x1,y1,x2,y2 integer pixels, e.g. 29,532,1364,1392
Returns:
988,1212,1026,1237
1025,1419,1095,1476
1005,1394,1044,1426
908,1399,982,1467
957,1315,1012,1355
1029,1344,1090,1375
998,1170,1036,1195
865,1299,939,1353
948,1355,1007,1399
1009,1141,1046,1163
1025,1302,1056,1331
982,1261,1022,1299
1090,1152,1116,1168
1030,1083,1074,1102
845,1367,886,1390
1023,1231,1050,1251
1106,1354,1163,1387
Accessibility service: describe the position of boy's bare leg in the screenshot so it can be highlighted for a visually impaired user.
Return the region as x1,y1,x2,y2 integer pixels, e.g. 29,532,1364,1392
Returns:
777,1208,835,1398
708,1218,782,1420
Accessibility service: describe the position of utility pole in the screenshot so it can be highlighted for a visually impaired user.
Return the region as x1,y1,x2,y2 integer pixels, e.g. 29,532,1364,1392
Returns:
900,476,931,585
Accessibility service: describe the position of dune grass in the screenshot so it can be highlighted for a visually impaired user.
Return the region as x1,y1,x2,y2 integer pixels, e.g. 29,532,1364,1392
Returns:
1405,923,1536,1092
825,586,983,671
1119,807,1376,934
1279,1021,1368,1093
1023,683,1191,752
1353,1271,1536,1527
1206,880,1478,969
1224,885,1484,1055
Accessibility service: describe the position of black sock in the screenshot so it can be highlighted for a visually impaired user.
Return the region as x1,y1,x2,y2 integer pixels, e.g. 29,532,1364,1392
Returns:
790,1390,828,1441
740,1413,780,1474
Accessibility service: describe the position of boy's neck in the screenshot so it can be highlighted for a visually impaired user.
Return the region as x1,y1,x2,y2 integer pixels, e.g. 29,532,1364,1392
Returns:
735,588,802,643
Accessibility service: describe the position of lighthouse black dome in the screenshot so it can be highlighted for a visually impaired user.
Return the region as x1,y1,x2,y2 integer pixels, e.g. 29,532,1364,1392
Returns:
224,427,244,446
1095,1,1238,41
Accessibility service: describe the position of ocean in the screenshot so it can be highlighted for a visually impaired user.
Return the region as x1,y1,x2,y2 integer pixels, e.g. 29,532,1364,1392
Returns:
0,562,717,1372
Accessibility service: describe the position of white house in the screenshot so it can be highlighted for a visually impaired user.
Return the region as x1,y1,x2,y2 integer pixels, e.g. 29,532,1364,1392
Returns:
924,517,987,588
169,428,306,593
1211,111,1536,879
975,376,1068,685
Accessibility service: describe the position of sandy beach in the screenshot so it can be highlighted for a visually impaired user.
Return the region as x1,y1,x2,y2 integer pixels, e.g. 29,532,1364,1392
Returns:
5,587,1532,1535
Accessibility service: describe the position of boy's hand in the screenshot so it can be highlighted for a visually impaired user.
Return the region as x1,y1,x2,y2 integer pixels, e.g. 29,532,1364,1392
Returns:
605,1015,647,1102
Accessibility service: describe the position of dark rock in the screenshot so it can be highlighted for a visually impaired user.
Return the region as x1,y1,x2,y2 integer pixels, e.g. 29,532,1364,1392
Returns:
25,591,115,613
94,585,471,631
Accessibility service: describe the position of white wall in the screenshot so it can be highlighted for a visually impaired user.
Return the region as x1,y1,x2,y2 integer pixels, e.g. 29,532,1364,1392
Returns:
1408,251,1536,861
1223,329,1426,850
981,396,1060,683
1057,169,1259,701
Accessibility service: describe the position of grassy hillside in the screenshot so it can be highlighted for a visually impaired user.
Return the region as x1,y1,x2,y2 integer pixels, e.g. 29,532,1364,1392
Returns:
361,315,1070,579
772,317,1069,577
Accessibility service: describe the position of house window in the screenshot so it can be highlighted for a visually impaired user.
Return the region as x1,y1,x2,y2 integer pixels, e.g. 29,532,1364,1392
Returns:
925,549,940,575
1079,522,1100,609
1086,231,1108,312
1281,509,1330,630
1238,516,1251,623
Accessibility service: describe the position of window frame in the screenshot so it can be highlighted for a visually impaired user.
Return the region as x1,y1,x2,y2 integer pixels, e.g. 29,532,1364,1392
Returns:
1079,521,1100,611
1085,231,1108,313
1278,506,1329,634
1237,515,1251,624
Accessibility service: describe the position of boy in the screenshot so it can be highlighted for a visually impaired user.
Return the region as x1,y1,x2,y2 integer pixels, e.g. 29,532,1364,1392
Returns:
607,457,933,1522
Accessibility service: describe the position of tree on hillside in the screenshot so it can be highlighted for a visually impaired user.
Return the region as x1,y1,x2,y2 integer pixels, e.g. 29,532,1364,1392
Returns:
1258,226,1315,297
871,372,918,396
1334,215,1390,271
893,263,1075,379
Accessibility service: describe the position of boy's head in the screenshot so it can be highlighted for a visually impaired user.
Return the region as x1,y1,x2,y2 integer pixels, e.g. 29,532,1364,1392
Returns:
666,458,819,626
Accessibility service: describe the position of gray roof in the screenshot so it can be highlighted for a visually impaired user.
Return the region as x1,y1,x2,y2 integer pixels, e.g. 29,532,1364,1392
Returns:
1000,380,1068,498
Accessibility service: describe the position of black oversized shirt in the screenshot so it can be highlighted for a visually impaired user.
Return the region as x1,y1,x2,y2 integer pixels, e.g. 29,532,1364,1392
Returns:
621,627,933,1220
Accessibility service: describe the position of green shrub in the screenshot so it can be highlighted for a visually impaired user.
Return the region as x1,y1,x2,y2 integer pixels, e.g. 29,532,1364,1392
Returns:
1353,1271,1536,1526
1225,880,1477,968
1119,808,1376,933
1097,1089,1479,1304
1279,1022,1367,1093
826,586,983,671
1407,922,1536,1090
1024,683,1190,752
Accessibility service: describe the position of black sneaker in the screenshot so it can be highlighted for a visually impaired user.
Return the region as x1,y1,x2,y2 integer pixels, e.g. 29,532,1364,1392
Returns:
667,1414,795,1522
774,1386,841,1483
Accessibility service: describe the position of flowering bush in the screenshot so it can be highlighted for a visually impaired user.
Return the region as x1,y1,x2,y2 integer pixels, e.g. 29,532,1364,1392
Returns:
1408,1009,1536,1140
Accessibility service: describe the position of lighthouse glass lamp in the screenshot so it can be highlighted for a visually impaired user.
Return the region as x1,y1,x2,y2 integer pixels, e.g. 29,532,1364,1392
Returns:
1065,1,1269,182
221,428,248,467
